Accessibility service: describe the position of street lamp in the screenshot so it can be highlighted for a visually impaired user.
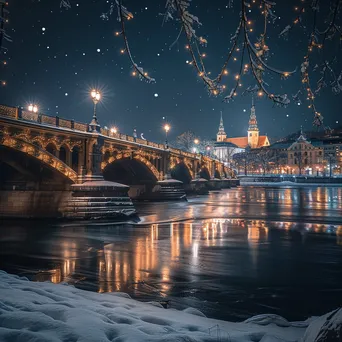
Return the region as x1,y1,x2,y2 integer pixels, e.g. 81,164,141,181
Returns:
110,126,118,135
194,138,200,145
164,123,170,148
28,104,38,113
89,89,101,132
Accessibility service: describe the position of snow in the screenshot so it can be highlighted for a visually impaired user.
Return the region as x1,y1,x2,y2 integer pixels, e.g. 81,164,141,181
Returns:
1,271,339,342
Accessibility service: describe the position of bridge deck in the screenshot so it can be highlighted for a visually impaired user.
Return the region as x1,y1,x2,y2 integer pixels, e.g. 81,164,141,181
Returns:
0,104,204,159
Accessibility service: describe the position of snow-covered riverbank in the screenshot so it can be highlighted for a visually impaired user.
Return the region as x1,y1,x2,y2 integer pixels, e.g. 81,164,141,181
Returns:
0,271,340,341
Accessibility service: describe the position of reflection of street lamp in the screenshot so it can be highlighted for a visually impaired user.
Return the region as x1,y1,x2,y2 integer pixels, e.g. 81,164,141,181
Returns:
90,89,101,132
28,104,38,113
164,124,170,148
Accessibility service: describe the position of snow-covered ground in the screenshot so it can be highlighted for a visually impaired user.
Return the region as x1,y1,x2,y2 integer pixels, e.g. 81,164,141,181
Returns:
0,271,340,341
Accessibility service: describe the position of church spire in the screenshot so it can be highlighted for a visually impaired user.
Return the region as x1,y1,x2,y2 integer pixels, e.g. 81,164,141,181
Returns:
297,125,307,142
219,111,224,128
248,97,258,131
216,111,227,142
248,96,259,148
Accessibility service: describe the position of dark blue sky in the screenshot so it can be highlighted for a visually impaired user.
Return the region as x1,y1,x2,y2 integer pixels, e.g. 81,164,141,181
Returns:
0,0,341,142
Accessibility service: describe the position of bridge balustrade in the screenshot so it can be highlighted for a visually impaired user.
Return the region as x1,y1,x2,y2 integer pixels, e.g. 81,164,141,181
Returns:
0,105,17,118
0,104,229,179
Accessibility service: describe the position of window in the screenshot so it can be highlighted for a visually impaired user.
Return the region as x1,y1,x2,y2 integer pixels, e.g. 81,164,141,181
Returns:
249,133,252,137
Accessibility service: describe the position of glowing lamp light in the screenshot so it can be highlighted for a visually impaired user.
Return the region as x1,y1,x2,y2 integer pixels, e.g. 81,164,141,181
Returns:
91,89,101,103
28,104,38,113
110,127,118,134
164,124,170,133
194,138,199,145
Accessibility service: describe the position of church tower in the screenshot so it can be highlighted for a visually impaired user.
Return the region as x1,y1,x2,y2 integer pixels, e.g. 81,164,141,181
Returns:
217,111,227,142
247,97,259,148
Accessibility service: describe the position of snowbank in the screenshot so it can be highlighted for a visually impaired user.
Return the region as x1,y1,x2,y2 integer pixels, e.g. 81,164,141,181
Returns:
0,271,339,341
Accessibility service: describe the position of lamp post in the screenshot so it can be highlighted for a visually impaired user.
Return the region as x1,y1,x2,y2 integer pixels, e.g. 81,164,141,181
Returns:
110,126,118,135
28,104,38,113
89,89,101,132
193,138,200,154
28,104,40,123
164,123,170,149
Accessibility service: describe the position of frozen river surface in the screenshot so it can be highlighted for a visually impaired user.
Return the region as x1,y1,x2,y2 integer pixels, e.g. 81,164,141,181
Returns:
1,186,342,322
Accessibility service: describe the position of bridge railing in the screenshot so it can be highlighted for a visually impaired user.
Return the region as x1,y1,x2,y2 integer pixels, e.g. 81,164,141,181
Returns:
100,127,165,149
0,104,226,165
0,105,89,132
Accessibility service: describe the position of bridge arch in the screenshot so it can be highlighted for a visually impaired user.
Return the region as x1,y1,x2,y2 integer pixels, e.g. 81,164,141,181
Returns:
199,166,211,180
102,154,160,185
45,142,58,157
171,161,193,184
0,135,78,183
214,169,222,179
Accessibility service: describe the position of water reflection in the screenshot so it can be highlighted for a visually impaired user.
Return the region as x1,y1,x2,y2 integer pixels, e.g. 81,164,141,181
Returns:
183,186,342,225
1,186,342,321
3,218,341,290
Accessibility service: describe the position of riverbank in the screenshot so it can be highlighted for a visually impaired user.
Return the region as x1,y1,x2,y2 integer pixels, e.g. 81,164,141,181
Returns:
1,271,339,341
240,181,342,187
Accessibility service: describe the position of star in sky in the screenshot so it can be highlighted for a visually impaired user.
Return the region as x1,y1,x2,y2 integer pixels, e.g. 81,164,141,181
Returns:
0,0,340,143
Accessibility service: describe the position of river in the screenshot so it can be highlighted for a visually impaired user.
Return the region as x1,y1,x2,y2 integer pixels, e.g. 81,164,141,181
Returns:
1,185,342,322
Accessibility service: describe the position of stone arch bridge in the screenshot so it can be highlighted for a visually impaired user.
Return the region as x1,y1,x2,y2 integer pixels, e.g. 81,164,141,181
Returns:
0,105,233,218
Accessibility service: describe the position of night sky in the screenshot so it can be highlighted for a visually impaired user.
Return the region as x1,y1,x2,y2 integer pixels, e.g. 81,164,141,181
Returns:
0,0,341,143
